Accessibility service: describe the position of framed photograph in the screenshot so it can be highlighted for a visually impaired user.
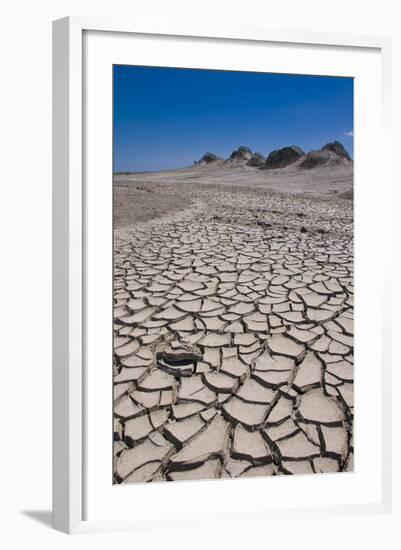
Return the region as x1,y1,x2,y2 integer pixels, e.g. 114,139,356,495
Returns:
52,17,392,534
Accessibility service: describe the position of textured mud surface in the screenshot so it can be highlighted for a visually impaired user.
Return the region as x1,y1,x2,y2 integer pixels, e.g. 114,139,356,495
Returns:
113,174,353,484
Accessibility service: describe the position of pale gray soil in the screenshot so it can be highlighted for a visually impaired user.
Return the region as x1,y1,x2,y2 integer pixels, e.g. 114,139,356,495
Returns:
113,164,354,483
114,162,352,227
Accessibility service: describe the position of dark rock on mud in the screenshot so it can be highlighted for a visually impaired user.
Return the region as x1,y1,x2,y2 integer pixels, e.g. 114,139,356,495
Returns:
322,141,352,161
300,141,352,170
263,146,304,169
195,152,223,165
227,146,253,162
247,152,266,166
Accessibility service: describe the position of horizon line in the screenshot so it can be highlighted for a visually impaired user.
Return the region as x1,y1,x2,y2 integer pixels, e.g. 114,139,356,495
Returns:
113,139,353,174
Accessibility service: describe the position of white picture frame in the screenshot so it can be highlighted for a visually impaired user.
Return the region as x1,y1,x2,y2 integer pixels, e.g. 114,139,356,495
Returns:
52,16,392,534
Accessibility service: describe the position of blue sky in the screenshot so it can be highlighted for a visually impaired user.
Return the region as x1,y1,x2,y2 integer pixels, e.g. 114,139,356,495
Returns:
113,65,353,173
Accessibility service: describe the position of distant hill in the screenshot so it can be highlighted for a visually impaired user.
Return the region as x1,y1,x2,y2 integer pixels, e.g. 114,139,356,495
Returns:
194,152,223,165
263,146,304,169
225,146,253,165
247,152,266,167
193,141,352,172
299,142,353,169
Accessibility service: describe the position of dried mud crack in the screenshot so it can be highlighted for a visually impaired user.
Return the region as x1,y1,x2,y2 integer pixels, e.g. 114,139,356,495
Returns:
113,180,354,483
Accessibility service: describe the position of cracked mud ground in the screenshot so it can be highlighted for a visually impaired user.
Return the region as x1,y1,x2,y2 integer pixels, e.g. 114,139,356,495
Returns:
113,177,353,484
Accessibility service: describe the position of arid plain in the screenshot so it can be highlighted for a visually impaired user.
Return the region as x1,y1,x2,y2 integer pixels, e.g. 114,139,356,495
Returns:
113,143,354,484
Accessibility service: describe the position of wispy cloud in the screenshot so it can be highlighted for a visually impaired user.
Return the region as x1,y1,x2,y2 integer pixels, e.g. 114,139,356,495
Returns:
344,130,354,137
